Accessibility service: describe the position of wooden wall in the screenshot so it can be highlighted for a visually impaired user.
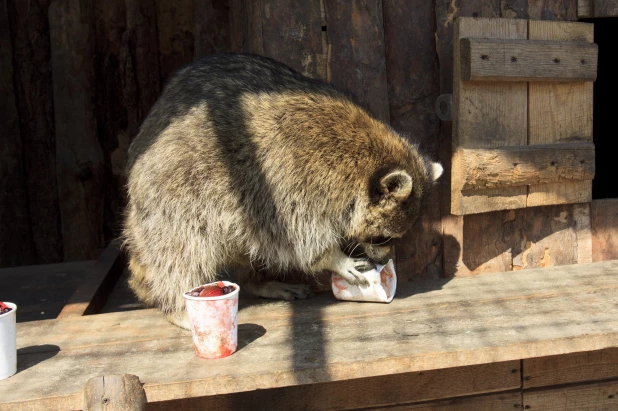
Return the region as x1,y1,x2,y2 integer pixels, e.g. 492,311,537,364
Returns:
2,0,614,276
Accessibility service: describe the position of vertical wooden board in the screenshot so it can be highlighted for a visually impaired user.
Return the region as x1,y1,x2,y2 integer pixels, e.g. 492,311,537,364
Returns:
523,380,618,410
193,0,230,59
591,199,618,262
524,348,618,388
527,0,579,20
592,0,618,16
383,0,442,281
578,0,593,17
49,0,105,261
574,203,592,264
325,0,390,121
155,0,195,84
527,21,594,208
0,0,35,267
452,17,528,215
7,0,63,264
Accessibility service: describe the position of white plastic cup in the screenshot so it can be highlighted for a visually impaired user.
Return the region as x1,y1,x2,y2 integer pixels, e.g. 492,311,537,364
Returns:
184,282,239,359
332,259,397,303
0,302,17,380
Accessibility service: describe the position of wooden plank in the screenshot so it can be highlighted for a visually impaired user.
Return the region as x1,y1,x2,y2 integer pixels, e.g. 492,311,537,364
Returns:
383,0,442,281
527,0,579,21
325,0,390,122
6,0,63,265
452,17,528,216
578,0,593,17
591,199,618,262
49,0,105,261
592,0,618,16
527,21,594,208
57,240,126,318
3,260,618,408
453,143,595,191
523,380,618,410
154,0,194,83
524,348,618,388
0,260,94,322
152,362,521,411
193,0,230,59
0,0,35,267
460,38,597,82
368,392,522,411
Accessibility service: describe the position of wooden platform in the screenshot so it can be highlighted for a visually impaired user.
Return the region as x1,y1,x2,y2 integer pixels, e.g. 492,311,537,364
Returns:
1,260,618,410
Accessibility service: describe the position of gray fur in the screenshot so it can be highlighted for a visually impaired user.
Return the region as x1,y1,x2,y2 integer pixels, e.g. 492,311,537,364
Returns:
123,54,442,329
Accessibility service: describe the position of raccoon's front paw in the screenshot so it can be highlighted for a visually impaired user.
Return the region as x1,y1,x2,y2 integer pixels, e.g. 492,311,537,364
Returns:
247,281,315,301
336,258,373,287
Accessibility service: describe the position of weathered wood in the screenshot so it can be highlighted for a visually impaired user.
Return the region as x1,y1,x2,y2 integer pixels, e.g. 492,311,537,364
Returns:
523,380,618,410
370,392,522,411
574,203,593,264
592,0,618,16
383,0,443,282
526,0,579,20
460,38,597,82
0,0,35,267
325,0,390,122
527,21,594,208
0,260,94,322
3,260,618,408
452,142,595,192
152,362,521,411
194,0,230,59
57,240,126,319
49,0,105,261
155,0,194,83
524,348,618,388
578,0,593,16
6,0,63,265
451,17,528,216
591,199,618,262
83,374,146,411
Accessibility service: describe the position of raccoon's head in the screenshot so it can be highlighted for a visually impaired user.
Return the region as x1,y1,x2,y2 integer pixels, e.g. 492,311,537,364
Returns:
349,158,443,263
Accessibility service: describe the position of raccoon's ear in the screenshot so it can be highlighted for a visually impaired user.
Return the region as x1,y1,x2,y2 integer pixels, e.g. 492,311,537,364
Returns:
430,162,443,182
380,170,413,201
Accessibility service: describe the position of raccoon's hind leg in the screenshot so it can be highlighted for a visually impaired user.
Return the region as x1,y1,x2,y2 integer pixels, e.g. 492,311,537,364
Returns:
243,282,315,301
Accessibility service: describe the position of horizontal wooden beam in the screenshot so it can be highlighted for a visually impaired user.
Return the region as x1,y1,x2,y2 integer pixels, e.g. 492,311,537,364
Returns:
460,38,598,82
452,142,595,191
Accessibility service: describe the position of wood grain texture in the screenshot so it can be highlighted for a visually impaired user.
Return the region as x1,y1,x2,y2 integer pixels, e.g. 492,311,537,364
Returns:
369,392,522,411
155,0,194,83
460,38,597,82
524,348,618,388
591,199,618,262
453,143,595,190
49,0,105,261
592,0,618,16
83,374,146,411
151,362,520,411
3,260,618,408
193,0,230,59
5,0,62,265
325,0,389,121
578,0,593,17
452,17,528,215
383,0,442,281
0,0,34,267
523,380,618,410
527,20,594,208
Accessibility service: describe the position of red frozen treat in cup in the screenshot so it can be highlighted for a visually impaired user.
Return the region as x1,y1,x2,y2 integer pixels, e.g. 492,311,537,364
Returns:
184,281,239,358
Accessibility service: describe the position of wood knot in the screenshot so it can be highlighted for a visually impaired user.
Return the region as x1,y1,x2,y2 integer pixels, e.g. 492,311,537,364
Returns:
553,58,560,63
581,59,586,64
481,54,489,60
511,56,517,62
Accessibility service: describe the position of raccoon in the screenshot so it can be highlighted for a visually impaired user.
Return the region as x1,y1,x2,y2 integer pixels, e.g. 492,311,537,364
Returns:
124,53,442,329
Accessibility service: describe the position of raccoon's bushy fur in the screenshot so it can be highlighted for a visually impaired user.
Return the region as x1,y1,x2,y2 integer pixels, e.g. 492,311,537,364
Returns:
124,53,442,328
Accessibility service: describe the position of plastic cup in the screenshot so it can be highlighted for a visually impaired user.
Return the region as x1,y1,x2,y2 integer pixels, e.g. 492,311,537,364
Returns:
0,302,17,380
331,259,397,303
183,282,239,359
